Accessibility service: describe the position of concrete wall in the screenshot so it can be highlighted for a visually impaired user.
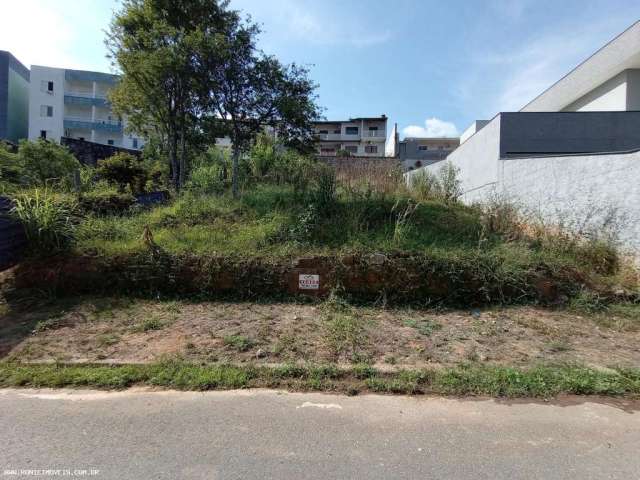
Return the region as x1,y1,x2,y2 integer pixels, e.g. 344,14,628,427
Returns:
562,70,628,111
499,151,640,252
626,69,640,110
406,115,501,203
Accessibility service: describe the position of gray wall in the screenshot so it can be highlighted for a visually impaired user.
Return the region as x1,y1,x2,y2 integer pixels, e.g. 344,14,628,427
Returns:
499,111,640,157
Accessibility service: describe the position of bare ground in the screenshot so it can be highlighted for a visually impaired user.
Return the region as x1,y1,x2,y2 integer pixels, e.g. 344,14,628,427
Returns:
1,296,639,369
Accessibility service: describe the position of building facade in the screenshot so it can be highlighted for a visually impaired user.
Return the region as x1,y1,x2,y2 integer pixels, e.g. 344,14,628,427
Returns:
314,115,387,157
28,66,143,150
0,51,30,144
399,137,459,171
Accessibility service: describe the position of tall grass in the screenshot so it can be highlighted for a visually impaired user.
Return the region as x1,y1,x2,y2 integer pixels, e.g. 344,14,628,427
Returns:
10,189,78,253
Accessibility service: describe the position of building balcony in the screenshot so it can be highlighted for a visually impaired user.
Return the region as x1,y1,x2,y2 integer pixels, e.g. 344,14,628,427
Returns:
64,92,109,107
362,130,386,139
63,116,123,133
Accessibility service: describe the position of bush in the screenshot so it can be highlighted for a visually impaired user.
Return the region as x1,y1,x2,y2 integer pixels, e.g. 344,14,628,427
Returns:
408,161,461,204
97,153,147,194
10,189,78,254
249,134,277,178
186,148,230,195
18,139,80,187
79,190,137,216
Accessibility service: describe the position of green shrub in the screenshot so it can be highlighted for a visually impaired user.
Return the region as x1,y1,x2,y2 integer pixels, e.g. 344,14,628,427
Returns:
79,190,137,216
10,189,78,254
18,139,80,187
97,153,147,194
409,161,461,204
249,133,277,178
186,147,230,194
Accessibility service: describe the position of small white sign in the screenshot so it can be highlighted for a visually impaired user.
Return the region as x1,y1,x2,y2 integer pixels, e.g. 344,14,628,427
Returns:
298,274,320,290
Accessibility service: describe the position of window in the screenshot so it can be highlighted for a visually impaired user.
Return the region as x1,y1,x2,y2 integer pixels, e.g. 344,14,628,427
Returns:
345,145,358,154
40,105,53,117
107,139,114,146
365,145,378,154
132,138,139,149
320,148,335,155
78,137,85,141
39,130,47,139
333,129,340,134
345,126,359,135
368,126,378,130
418,145,428,151
318,130,329,135
41,81,54,94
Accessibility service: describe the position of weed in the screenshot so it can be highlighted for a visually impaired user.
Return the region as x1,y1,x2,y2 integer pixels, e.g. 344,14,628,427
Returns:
546,340,571,353
132,316,171,333
404,318,442,336
96,333,121,347
223,335,254,352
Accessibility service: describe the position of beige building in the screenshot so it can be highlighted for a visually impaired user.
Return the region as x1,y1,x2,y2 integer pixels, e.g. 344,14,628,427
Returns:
314,115,387,157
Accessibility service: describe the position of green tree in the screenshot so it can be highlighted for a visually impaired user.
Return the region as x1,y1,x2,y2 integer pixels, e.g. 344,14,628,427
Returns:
106,0,234,191
193,11,321,198
18,139,80,186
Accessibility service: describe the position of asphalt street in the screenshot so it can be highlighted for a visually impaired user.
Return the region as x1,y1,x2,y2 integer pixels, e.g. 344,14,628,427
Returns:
1,388,639,479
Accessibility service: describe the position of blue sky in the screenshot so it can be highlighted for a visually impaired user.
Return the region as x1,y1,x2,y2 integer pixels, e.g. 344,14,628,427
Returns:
3,0,640,138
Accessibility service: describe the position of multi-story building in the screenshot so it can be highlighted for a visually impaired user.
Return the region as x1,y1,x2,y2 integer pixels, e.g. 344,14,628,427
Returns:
0,51,30,144
314,115,387,157
28,66,143,150
399,137,459,171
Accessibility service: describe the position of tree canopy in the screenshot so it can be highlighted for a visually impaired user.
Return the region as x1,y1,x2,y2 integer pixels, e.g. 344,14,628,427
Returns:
106,0,320,196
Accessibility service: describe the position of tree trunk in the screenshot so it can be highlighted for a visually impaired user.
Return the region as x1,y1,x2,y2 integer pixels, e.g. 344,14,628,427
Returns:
178,122,186,191
169,130,179,191
231,145,241,199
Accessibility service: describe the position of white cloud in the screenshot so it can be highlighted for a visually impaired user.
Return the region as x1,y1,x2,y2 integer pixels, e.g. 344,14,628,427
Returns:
402,118,459,138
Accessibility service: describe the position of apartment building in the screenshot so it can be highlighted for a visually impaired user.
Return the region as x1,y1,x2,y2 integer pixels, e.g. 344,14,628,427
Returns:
314,115,387,157
0,51,29,144
399,137,459,171
28,66,143,150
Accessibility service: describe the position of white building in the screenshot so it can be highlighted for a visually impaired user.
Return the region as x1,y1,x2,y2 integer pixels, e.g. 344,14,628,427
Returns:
28,66,143,150
314,115,387,157
407,20,640,253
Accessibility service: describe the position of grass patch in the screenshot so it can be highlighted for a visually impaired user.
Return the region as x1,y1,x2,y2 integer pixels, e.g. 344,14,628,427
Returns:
96,333,121,347
1,361,638,397
223,335,254,352
403,318,442,336
131,316,172,333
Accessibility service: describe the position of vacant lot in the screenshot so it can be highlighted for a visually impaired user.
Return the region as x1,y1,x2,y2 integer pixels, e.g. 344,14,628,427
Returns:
2,296,638,369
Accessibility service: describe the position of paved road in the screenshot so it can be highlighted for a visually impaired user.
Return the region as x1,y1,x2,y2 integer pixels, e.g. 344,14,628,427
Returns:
1,388,639,479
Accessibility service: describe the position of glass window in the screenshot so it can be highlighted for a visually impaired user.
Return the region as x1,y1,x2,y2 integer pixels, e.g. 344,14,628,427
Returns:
48,81,54,93
365,145,378,154
345,145,358,153
40,105,53,117
107,139,114,146
345,126,359,135
418,145,428,151
132,138,138,149
39,130,47,139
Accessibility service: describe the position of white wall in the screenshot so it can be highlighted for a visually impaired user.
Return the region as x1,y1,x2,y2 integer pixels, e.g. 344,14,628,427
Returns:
406,115,501,203
562,70,628,111
28,66,65,142
499,151,640,253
